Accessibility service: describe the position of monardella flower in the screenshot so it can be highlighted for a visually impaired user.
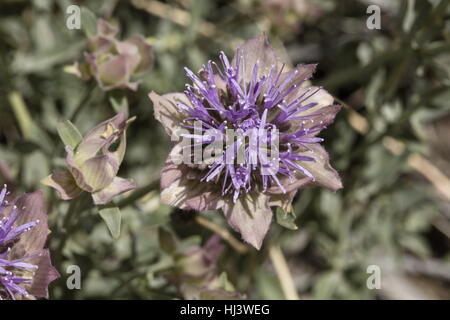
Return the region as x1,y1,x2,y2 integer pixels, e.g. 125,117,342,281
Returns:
72,19,154,91
150,35,342,249
0,185,59,299
42,111,138,205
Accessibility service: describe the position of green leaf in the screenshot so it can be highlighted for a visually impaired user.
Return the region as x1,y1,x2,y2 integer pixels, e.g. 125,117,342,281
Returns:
23,151,49,188
255,268,284,300
275,207,297,230
314,271,341,299
146,254,174,285
319,190,343,231
158,228,176,253
216,272,235,292
13,141,41,155
57,120,83,149
146,205,171,227
81,7,97,38
8,91,54,153
98,205,121,239
12,41,85,74
400,234,430,258
8,91,33,139
109,96,129,114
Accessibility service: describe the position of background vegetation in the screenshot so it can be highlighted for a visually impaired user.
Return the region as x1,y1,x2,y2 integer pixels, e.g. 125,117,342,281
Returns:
0,0,449,299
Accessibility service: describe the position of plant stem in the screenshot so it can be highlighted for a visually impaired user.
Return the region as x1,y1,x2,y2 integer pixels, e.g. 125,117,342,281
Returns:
117,179,160,208
269,244,300,300
69,82,96,123
54,193,89,267
195,215,249,254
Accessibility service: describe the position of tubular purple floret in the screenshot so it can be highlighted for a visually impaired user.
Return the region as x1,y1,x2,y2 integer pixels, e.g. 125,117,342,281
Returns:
177,51,331,201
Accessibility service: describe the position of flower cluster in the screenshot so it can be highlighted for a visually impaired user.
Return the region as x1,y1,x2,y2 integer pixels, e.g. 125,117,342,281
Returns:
150,35,342,249
42,111,138,205
73,19,154,91
0,186,59,299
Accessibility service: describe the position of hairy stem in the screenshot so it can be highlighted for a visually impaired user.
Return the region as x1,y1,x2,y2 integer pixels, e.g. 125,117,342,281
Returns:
69,82,96,123
195,215,249,254
269,244,300,300
54,193,90,267
117,179,160,208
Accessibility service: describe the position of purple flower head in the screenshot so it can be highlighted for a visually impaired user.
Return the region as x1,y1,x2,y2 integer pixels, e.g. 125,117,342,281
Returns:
0,185,59,299
150,35,342,249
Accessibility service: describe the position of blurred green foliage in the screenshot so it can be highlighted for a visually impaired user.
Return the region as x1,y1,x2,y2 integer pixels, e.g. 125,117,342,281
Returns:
0,0,449,299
